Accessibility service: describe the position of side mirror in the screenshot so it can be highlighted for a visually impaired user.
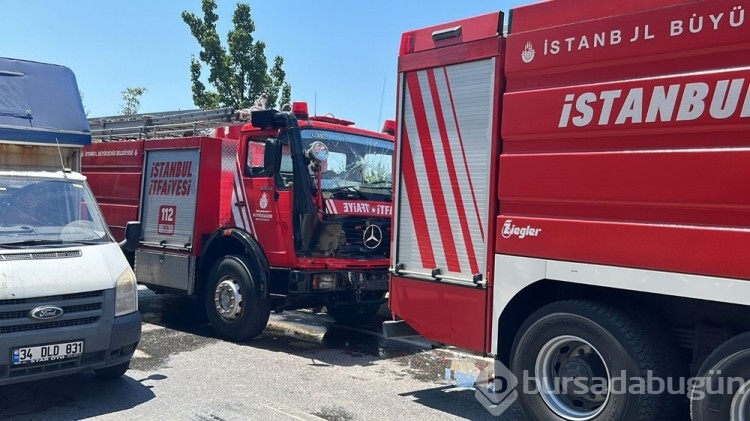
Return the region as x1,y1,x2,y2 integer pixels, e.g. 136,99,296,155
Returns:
120,221,141,252
306,141,329,163
264,138,278,174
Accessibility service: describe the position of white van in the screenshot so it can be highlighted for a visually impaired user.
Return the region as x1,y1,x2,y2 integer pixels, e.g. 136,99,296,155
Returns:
0,57,141,385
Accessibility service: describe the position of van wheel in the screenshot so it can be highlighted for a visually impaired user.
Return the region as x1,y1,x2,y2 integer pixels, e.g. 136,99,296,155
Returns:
327,303,381,326
690,331,750,420
205,255,270,342
94,361,130,380
510,300,682,421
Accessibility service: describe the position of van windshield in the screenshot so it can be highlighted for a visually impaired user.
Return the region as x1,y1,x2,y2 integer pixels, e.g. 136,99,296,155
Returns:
0,176,110,246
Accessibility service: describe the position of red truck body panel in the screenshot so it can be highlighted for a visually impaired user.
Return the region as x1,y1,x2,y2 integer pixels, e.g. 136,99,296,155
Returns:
505,1,749,91
500,0,750,281
83,141,145,242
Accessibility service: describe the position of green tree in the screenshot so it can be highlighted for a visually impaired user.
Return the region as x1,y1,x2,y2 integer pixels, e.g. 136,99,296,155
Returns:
120,87,147,115
182,0,292,110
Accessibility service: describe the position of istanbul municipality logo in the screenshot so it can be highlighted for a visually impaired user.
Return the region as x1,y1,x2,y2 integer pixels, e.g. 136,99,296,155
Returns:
474,360,519,416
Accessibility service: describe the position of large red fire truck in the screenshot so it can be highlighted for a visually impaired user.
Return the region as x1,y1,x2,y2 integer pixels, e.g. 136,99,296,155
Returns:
81,100,394,342
382,1,750,420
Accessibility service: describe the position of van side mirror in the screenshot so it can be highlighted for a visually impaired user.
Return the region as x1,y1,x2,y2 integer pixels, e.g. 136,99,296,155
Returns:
120,221,141,252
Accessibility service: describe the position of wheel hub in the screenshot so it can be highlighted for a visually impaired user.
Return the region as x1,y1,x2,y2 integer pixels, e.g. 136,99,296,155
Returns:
536,335,611,420
559,353,607,389
214,278,243,320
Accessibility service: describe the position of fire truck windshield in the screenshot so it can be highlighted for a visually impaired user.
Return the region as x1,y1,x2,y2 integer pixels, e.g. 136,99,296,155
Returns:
0,176,110,246
297,129,393,191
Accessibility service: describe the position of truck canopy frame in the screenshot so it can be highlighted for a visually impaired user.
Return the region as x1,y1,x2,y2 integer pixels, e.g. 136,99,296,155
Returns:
0,57,90,146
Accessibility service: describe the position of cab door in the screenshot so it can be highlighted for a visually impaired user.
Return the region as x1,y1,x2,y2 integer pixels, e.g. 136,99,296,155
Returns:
241,136,294,267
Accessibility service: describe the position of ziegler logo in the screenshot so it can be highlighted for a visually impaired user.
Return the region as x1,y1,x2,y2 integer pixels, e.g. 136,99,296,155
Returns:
501,220,542,239
29,305,64,320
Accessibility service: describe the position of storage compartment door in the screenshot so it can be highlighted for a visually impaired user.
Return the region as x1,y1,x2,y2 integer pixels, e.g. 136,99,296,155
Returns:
141,149,200,250
391,57,498,353
393,58,496,286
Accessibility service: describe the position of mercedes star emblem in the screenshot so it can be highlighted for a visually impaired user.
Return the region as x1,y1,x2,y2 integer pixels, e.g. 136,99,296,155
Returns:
363,225,383,249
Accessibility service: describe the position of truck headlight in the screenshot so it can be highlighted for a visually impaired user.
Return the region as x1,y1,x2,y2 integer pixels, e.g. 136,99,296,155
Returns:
115,267,138,316
312,273,338,290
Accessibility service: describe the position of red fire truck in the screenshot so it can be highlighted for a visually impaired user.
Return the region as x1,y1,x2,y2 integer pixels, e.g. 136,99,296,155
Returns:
82,100,395,342
382,1,750,420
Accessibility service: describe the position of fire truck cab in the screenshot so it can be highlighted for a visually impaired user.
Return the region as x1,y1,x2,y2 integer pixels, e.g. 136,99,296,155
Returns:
83,100,394,342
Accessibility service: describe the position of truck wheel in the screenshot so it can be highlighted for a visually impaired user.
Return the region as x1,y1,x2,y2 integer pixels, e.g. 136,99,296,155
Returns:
327,303,381,326
510,300,682,421
690,331,750,421
94,361,130,380
205,254,271,342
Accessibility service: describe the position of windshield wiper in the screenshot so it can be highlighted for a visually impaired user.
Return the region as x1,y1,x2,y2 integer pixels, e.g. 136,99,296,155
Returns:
63,239,105,245
328,185,359,192
362,182,392,189
0,239,65,249
326,185,367,200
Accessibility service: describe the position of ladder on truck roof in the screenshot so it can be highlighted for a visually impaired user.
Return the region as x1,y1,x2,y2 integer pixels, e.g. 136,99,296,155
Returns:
88,107,253,142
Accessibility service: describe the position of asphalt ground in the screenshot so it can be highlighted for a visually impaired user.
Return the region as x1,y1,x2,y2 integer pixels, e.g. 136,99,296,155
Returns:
0,289,526,420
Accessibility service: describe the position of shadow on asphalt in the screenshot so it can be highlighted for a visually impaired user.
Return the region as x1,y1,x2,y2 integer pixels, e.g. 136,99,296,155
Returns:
0,371,159,420
137,290,210,333
400,386,526,420
136,290,430,369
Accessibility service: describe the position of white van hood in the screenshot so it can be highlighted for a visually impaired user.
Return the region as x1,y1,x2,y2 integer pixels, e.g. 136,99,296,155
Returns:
0,242,130,300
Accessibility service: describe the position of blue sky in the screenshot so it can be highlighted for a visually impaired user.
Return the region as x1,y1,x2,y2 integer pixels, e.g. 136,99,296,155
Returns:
1,1,526,132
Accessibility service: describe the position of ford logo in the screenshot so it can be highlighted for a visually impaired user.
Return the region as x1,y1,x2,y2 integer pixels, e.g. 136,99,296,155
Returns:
29,305,64,320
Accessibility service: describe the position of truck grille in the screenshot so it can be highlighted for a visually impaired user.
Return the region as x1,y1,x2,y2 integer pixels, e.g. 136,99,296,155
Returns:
0,291,104,335
339,218,391,257
0,317,100,334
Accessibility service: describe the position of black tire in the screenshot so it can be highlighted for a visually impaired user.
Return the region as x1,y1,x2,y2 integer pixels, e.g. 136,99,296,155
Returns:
205,254,271,342
510,300,683,421
327,303,381,326
94,361,130,380
690,331,750,421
